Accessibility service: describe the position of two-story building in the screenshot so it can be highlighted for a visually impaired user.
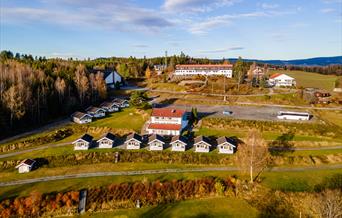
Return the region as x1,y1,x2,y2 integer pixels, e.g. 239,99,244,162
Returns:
146,108,188,136
174,64,233,78
268,73,296,87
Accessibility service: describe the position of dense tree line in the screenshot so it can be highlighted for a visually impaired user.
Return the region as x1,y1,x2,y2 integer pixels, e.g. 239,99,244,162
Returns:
283,64,342,76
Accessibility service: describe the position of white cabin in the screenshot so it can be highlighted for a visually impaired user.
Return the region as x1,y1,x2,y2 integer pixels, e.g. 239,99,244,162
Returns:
217,137,236,154
15,159,36,173
148,134,165,151
97,133,116,148
194,136,212,153
125,133,142,150
71,112,92,124
268,74,296,87
86,107,106,118
170,136,188,152
73,134,93,150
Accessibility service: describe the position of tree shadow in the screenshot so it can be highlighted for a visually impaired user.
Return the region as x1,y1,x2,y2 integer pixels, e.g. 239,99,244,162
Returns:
268,131,295,156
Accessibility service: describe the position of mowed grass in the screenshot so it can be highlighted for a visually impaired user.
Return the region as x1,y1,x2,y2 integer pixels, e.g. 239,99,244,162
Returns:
81,197,259,218
1,169,341,200
269,70,338,91
89,108,149,132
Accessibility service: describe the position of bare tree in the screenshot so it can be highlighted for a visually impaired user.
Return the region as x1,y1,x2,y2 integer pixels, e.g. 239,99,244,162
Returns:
95,72,107,100
312,189,342,218
54,77,66,103
74,64,89,105
3,85,25,127
235,129,270,183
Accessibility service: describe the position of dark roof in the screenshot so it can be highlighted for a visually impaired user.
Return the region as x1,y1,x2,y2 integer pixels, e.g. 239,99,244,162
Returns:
126,133,142,142
22,159,35,166
86,106,104,113
217,136,236,146
100,101,114,108
98,132,116,142
72,111,90,119
112,98,128,104
148,134,165,143
171,135,188,144
194,136,211,145
80,134,93,143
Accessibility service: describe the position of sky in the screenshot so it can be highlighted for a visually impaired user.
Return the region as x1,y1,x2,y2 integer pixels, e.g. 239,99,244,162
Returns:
0,0,341,60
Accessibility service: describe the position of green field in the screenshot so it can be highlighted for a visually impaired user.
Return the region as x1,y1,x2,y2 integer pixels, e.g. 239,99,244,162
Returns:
81,197,259,218
269,70,339,91
89,108,149,132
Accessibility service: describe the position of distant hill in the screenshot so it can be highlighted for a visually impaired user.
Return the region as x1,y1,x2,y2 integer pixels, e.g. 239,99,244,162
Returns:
225,56,342,66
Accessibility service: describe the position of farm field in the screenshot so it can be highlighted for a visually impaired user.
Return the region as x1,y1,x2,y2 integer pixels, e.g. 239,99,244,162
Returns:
81,197,259,218
269,70,339,91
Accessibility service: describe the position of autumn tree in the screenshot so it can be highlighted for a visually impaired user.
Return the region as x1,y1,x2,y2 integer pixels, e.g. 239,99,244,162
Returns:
235,129,270,183
311,189,342,218
145,67,152,79
74,64,89,105
95,71,107,100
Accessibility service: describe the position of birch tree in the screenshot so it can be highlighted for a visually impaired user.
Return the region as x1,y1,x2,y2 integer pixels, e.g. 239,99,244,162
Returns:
74,64,89,105
3,85,25,127
235,129,270,183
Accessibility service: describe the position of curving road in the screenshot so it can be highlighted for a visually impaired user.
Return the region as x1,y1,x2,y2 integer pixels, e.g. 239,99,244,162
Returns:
1,164,342,187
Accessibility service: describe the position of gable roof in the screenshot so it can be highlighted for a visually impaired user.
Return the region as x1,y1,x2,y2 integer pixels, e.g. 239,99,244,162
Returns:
126,133,142,143
100,101,117,108
148,134,165,144
151,108,186,118
86,106,105,113
73,134,93,144
216,136,236,147
72,111,91,119
97,132,116,142
148,123,182,131
194,136,211,146
170,135,188,144
112,98,128,104
16,159,36,168
269,73,294,80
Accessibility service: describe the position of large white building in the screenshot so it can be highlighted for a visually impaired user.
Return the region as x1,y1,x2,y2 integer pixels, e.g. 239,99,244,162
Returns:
146,108,188,136
174,64,233,78
268,73,296,87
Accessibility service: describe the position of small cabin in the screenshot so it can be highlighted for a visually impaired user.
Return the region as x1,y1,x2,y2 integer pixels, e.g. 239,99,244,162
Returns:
71,112,92,124
194,136,212,153
216,136,236,154
125,133,142,150
97,133,116,148
73,134,93,150
170,135,188,152
15,159,36,173
112,98,129,108
100,101,120,113
86,107,106,118
148,134,165,151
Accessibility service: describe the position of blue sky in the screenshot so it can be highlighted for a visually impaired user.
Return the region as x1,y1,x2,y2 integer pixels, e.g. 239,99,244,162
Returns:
1,0,341,59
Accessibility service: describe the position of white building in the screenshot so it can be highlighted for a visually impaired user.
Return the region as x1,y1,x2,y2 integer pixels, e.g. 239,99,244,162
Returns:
15,159,36,173
90,69,123,89
170,135,188,152
125,133,143,150
146,108,188,136
86,107,106,118
148,134,165,151
112,98,129,108
73,134,93,150
216,137,236,154
174,64,233,78
97,133,116,148
268,73,296,87
194,136,212,153
71,112,92,124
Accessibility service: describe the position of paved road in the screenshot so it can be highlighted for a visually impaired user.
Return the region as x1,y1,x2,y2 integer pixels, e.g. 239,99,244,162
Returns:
1,164,341,187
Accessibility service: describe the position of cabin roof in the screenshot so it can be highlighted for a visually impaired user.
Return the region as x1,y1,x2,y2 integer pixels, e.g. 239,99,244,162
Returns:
148,134,165,144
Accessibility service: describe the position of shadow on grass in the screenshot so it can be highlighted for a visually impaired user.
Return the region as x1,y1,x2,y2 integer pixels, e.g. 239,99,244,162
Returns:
268,131,295,156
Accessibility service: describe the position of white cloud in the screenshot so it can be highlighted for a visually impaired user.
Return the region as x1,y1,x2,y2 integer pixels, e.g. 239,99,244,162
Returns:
320,8,336,13
261,3,279,9
162,0,238,13
199,47,244,53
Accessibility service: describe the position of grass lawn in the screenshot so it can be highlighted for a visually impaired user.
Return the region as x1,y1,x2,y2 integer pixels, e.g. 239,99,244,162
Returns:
81,197,259,218
89,108,149,132
149,82,187,92
313,110,342,128
269,70,338,91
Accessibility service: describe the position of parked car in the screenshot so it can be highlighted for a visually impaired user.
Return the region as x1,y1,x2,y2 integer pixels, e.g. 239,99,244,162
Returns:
223,110,233,116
